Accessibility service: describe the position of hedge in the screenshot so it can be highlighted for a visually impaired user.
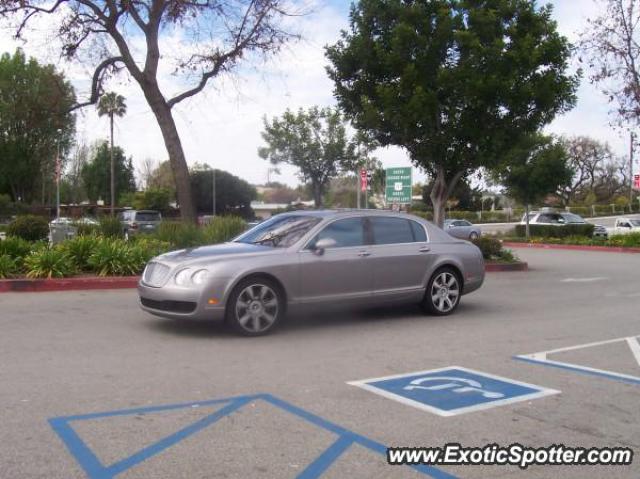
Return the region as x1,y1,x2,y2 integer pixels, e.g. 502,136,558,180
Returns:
514,223,594,238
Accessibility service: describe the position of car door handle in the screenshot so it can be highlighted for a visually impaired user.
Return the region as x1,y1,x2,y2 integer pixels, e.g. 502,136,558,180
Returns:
357,251,371,257
418,246,431,253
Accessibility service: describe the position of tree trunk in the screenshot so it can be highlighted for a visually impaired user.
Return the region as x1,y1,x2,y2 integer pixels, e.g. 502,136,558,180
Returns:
144,88,196,223
110,113,115,216
429,167,464,228
312,182,323,209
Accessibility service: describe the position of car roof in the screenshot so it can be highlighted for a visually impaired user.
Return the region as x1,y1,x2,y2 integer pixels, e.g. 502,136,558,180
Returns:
283,209,424,220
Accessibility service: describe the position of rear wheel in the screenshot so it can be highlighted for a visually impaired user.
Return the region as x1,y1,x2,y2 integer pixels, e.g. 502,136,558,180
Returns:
422,267,461,316
226,278,284,336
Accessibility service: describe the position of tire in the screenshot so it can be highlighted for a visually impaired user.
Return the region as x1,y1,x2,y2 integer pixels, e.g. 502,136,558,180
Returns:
225,277,284,336
469,231,479,240
422,267,462,316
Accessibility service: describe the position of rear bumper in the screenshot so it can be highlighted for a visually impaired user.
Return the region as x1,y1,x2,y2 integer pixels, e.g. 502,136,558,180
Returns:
138,280,227,321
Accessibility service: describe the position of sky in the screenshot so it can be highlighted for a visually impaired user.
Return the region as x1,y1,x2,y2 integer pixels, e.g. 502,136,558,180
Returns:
0,0,632,188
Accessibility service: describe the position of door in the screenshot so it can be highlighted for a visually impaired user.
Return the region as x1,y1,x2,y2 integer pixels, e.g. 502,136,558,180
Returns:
368,216,434,298
297,217,372,304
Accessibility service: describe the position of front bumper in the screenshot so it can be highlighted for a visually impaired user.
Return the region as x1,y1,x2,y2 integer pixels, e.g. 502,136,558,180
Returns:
138,278,229,321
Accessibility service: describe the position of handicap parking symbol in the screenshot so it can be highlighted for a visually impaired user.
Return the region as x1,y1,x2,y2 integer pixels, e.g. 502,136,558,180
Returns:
349,366,559,416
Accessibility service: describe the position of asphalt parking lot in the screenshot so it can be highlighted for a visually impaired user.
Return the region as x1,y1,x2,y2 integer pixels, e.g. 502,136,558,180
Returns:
1,248,639,479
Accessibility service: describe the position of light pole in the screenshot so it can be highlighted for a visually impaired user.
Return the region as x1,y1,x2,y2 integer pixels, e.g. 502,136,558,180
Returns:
56,129,62,220
212,168,216,217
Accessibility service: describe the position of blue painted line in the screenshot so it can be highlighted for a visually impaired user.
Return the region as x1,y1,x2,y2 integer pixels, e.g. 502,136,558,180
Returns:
49,393,457,479
262,394,457,479
514,356,640,386
296,434,355,479
105,396,251,477
48,417,108,479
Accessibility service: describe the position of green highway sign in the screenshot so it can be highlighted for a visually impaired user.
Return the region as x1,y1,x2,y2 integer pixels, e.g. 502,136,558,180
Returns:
385,167,412,204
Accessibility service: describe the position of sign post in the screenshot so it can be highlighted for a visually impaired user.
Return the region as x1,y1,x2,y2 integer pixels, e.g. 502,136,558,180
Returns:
385,167,412,207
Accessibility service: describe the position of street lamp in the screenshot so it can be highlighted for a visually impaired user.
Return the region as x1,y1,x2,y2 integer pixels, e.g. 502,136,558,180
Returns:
56,129,62,220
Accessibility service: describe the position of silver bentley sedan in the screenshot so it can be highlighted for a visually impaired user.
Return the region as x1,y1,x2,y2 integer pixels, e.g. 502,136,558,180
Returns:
138,210,485,336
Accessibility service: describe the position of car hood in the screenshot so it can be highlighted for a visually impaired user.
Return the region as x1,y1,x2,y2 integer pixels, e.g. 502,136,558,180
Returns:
153,242,279,267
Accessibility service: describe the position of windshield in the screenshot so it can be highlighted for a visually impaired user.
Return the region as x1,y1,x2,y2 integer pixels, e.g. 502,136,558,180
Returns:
234,215,321,248
561,213,584,223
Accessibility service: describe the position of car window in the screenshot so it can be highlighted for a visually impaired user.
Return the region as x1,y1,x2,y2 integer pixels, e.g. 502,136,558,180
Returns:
236,215,321,248
537,213,563,224
309,217,365,249
631,220,640,227
454,220,470,227
370,217,415,245
410,220,427,242
135,212,160,222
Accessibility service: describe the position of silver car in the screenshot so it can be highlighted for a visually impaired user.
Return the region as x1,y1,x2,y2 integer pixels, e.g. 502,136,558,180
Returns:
138,210,485,336
444,219,481,240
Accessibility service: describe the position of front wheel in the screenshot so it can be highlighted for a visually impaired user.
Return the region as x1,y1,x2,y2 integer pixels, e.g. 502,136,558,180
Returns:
422,267,461,316
226,278,284,336
469,231,479,240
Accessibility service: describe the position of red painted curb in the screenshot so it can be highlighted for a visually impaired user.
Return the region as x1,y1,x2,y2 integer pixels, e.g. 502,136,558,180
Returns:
503,242,640,254
0,276,140,293
485,261,528,272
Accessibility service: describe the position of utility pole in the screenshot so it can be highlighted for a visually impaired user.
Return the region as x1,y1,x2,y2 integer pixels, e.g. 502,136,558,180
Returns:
56,129,62,219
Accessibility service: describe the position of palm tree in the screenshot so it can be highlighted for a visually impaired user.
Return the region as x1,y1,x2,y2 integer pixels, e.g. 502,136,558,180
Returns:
97,92,127,215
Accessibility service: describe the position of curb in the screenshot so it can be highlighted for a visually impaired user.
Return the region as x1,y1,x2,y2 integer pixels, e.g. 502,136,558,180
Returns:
485,261,528,272
503,242,640,254
0,276,140,293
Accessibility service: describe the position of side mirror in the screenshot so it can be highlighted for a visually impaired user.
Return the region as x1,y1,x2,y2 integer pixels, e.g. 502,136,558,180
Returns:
311,237,336,256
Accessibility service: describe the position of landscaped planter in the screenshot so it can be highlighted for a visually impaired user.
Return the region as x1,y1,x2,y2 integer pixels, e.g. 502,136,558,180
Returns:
503,242,640,254
0,276,140,293
485,261,528,272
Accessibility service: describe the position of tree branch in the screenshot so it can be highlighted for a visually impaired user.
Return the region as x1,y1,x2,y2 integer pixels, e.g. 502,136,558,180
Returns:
69,56,124,111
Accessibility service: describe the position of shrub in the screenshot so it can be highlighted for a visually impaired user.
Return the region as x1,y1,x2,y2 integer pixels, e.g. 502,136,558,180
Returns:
24,248,75,278
99,216,123,238
472,237,503,260
128,238,172,272
88,238,137,276
74,222,99,237
202,216,246,244
0,236,33,262
0,254,18,278
608,232,640,248
60,236,101,271
7,215,49,241
155,221,203,248
514,223,594,238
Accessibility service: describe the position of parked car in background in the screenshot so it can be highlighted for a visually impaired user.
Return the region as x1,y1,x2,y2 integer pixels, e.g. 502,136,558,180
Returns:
119,210,162,240
607,217,640,236
520,210,607,238
559,212,608,238
138,210,485,336
444,219,481,240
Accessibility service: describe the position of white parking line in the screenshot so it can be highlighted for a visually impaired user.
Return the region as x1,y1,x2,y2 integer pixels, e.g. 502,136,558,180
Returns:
515,335,640,386
561,277,608,283
625,337,640,367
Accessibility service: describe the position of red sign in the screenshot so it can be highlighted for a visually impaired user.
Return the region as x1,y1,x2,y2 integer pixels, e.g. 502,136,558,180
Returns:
634,174,640,190
360,169,368,192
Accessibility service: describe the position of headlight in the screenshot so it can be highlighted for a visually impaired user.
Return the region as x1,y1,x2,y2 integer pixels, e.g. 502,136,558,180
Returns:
191,269,208,285
174,268,192,286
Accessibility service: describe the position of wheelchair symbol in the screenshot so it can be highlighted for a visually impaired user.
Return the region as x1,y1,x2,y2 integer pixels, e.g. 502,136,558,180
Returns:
403,376,505,399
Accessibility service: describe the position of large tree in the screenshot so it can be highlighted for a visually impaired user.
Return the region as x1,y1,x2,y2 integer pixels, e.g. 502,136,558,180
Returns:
557,136,615,205
190,164,256,219
81,141,136,204
326,0,578,226
97,92,127,215
1,0,297,222
0,49,75,203
581,0,640,130
259,106,375,207
495,135,573,238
